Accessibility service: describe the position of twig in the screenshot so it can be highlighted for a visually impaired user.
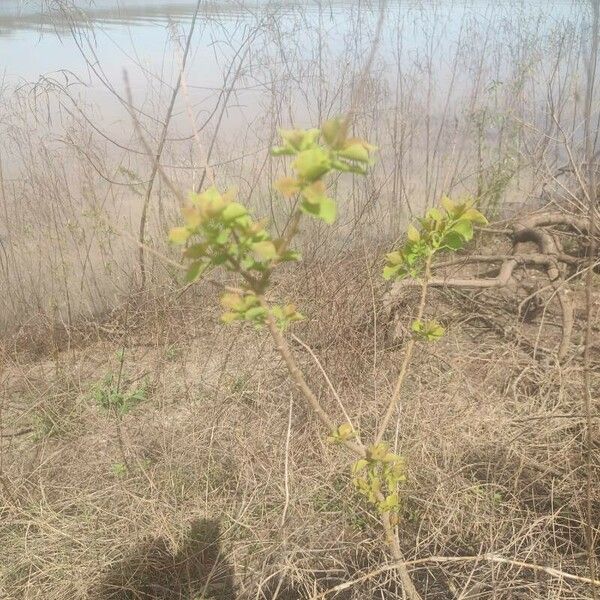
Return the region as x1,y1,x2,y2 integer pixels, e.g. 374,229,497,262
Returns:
259,296,364,458
290,333,356,434
132,0,202,288
194,31,258,193
281,394,293,527
376,255,431,445
308,553,600,599
582,0,600,593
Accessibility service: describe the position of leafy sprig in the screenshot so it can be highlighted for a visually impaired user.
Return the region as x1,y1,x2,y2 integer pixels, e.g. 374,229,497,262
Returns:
272,118,377,224
383,196,488,281
352,443,407,516
169,119,376,328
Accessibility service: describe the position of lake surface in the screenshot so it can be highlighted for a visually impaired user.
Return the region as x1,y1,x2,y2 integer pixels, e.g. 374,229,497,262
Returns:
0,0,587,199
0,1,581,86
0,0,590,330
0,0,586,171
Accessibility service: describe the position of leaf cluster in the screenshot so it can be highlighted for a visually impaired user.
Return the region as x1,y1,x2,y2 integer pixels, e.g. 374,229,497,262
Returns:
169,118,375,328
383,196,487,281
92,375,149,416
272,118,376,224
411,319,445,341
327,422,356,444
352,443,407,515
220,292,303,328
169,186,299,286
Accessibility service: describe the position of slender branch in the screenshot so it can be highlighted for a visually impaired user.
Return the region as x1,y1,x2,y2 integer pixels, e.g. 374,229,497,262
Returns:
309,553,600,599
194,34,257,193
379,511,423,600
375,255,432,445
134,0,202,288
259,296,365,458
291,333,357,434
582,0,599,593
281,394,293,527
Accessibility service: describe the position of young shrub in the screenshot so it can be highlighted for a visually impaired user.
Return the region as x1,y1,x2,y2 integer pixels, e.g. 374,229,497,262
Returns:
169,118,486,600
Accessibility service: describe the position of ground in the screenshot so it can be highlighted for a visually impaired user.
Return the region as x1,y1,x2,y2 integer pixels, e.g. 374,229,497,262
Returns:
1,250,598,599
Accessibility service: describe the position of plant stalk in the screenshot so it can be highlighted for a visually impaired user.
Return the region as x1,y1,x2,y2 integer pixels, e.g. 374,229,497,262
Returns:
375,255,432,445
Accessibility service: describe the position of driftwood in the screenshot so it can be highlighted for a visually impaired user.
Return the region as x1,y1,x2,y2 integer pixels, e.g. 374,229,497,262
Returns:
384,211,595,360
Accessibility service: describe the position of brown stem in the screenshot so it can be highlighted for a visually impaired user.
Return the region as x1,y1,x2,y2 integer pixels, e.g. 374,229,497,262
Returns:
259,296,364,458
278,209,302,257
583,0,599,593
261,298,421,599
380,512,423,600
376,256,432,445
134,0,202,289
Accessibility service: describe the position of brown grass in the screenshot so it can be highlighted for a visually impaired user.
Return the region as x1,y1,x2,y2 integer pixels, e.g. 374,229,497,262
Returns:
1,250,598,599
0,2,598,598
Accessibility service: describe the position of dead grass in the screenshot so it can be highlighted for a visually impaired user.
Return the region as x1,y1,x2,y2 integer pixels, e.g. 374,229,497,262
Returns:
1,251,598,599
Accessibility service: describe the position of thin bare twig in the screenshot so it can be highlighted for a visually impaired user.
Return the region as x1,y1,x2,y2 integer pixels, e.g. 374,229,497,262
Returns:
309,553,600,599
290,333,356,434
133,0,202,288
582,0,599,594
376,255,431,445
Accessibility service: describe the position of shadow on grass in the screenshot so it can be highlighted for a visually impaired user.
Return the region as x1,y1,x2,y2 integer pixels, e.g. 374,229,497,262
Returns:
94,519,235,599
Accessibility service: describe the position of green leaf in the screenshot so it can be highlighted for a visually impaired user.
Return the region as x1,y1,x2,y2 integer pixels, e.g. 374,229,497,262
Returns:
426,208,443,222
330,159,352,172
407,224,420,242
244,306,268,321
221,293,244,311
182,205,203,228
317,197,337,224
301,180,327,205
411,319,424,333
352,459,369,474
199,186,222,204
270,146,295,157
221,202,247,223
211,253,229,266
169,227,190,245
301,196,336,224
280,249,301,262
463,207,488,225
252,240,278,260
441,231,464,250
280,128,320,151
274,176,301,198
337,423,355,440
338,143,370,163
440,196,457,214
368,443,389,462
327,422,356,443
450,219,473,241
413,319,445,341
382,264,402,280
185,261,206,283
321,117,347,148
385,251,404,266
278,129,305,151
293,148,331,182
183,244,207,259
426,322,445,341
378,493,400,513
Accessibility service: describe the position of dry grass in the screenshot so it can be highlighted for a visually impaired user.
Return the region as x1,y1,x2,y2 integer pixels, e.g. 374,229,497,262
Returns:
1,251,598,599
0,2,598,598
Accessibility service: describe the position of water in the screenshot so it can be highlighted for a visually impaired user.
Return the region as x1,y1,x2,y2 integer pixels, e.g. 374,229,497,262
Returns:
0,1,580,89
0,0,585,173
0,0,587,205
0,0,590,330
